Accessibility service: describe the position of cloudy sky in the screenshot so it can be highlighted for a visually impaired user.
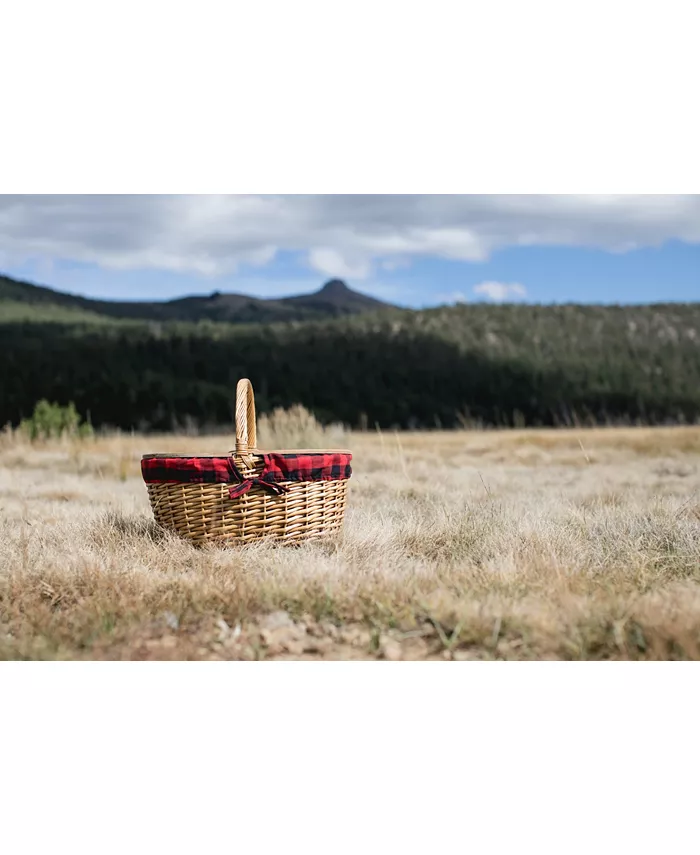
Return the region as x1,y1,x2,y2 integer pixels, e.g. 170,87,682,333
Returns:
0,195,698,306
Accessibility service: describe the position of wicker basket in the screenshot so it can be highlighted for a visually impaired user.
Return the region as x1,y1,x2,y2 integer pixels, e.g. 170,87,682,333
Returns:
141,379,352,545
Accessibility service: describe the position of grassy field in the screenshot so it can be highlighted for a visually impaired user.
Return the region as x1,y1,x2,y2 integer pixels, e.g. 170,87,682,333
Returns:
1,422,700,660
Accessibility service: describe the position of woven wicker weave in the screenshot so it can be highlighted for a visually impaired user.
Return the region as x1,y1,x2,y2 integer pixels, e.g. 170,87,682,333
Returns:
143,379,351,545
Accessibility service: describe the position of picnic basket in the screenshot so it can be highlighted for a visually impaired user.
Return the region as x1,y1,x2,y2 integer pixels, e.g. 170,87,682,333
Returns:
141,379,352,545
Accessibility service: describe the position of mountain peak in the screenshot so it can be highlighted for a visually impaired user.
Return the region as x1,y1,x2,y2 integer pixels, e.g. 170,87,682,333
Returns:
0,271,394,325
319,279,351,296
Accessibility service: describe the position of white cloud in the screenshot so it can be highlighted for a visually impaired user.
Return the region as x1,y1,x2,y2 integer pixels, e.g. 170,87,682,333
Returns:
0,195,698,280
307,247,371,279
436,291,470,305
380,257,411,271
473,281,527,302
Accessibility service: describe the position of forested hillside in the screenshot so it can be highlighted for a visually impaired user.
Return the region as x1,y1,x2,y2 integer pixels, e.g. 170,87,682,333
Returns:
2,301,699,431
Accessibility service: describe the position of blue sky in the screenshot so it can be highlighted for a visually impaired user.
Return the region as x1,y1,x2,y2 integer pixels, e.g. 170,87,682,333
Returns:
0,195,698,307
4,241,700,308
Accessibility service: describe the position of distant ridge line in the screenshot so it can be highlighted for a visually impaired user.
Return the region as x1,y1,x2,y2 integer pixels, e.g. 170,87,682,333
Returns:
0,273,394,325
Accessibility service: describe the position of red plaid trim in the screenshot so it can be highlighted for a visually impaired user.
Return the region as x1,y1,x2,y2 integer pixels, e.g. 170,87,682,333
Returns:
142,452,352,500
141,456,237,485
258,453,352,485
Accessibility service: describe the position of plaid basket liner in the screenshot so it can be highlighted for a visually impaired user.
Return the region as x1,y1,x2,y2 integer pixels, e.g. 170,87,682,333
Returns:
142,452,352,499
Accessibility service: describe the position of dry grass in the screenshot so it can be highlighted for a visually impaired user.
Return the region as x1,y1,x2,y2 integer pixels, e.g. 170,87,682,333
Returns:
1,423,700,660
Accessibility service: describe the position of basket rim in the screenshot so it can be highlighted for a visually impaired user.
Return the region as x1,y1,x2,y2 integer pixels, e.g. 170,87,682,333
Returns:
141,448,352,459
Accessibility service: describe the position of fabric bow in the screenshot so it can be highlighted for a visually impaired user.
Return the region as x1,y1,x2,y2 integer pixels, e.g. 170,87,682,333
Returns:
226,458,289,500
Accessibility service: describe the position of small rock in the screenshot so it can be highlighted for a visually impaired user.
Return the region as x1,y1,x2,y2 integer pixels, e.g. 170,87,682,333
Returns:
259,611,294,632
285,639,306,656
402,638,429,659
262,623,308,655
339,626,371,647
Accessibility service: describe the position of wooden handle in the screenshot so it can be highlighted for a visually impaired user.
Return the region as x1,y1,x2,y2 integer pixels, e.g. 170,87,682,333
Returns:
235,379,257,453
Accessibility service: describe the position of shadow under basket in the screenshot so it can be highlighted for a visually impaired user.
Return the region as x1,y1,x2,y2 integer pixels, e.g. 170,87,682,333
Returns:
141,379,352,545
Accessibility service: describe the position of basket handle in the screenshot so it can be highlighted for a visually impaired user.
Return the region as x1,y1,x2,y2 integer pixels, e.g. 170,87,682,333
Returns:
235,378,257,454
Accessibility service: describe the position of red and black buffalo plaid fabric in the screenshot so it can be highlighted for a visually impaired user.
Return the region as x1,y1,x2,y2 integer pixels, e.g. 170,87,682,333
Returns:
142,452,352,499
